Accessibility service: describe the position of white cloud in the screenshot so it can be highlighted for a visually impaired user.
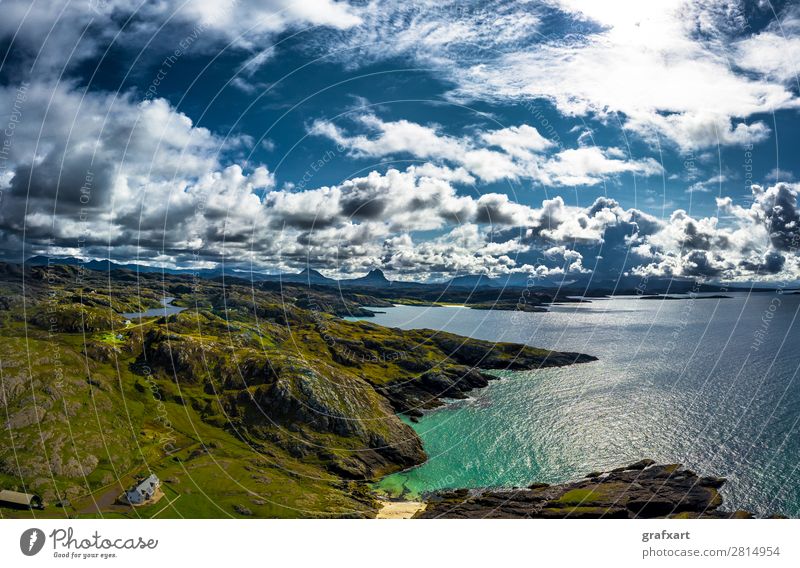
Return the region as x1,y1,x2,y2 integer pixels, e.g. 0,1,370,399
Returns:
311,114,469,163
764,168,796,183
541,147,663,186
311,114,662,186
735,33,800,82
687,174,727,194
310,114,529,182
182,0,361,43
634,183,800,280
318,1,543,68
625,111,772,149
320,0,799,150
734,8,800,83
0,81,272,261
481,124,555,157
381,226,527,279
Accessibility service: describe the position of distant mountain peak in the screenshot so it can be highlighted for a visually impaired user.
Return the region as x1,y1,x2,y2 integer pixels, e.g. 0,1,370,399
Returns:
299,267,325,277
363,268,388,281
342,268,392,287
292,267,333,285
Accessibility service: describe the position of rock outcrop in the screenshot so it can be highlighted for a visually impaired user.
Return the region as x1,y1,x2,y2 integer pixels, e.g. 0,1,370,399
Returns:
416,460,753,519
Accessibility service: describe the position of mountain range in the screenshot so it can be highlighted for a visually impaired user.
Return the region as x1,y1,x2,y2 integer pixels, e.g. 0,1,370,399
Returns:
22,255,776,296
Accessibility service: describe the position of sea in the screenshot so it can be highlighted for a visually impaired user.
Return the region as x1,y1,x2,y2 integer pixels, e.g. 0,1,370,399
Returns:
351,291,800,517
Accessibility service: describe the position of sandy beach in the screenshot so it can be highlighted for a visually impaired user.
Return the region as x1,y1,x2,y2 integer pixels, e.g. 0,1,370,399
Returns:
376,500,426,519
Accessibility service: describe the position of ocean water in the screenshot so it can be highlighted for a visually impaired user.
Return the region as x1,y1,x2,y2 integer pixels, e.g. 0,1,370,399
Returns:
356,292,800,517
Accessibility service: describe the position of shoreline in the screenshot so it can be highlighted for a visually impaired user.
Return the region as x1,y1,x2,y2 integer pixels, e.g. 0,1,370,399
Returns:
414,460,761,519
372,461,765,519
376,500,427,519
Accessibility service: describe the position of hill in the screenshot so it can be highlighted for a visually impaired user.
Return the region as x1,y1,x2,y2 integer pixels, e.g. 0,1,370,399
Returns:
0,263,594,518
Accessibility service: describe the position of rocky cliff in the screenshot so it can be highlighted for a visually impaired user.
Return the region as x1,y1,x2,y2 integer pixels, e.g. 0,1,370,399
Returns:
416,460,757,519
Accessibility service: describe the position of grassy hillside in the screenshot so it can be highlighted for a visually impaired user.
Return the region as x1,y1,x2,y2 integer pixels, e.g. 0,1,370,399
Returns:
0,264,594,518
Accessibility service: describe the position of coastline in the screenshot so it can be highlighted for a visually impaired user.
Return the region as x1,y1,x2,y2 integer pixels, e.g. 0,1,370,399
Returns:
387,460,762,519
376,500,427,519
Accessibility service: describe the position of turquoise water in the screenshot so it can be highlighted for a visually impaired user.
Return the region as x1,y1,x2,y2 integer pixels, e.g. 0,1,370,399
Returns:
356,292,800,517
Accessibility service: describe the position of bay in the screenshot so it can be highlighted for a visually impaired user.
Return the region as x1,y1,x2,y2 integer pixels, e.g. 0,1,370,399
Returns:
352,291,800,517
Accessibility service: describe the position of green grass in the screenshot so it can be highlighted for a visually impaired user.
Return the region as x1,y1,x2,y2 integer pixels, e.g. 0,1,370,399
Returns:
0,267,575,518
556,482,632,505
557,488,602,505
95,332,125,345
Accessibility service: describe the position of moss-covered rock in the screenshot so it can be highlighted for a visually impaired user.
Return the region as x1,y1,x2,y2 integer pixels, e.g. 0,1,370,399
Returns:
417,461,749,519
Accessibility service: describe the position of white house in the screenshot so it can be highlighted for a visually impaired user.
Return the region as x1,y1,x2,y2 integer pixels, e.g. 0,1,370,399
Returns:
125,474,160,505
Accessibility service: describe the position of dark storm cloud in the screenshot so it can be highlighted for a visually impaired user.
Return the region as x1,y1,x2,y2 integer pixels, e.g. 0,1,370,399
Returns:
6,151,114,211
681,250,724,277
739,250,786,274
338,195,388,220
761,183,800,251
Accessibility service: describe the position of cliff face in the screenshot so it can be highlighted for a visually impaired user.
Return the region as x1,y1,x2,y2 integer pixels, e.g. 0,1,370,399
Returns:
417,460,754,519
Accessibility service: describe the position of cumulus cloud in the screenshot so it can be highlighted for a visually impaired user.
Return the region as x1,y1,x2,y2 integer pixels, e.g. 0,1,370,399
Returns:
541,147,663,187
311,114,662,186
381,226,526,279
0,80,272,262
309,114,520,182
263,167,531,232
181,0,361,42
481,124,555,157
1,0,798,284
368,179,800,282
633,183,800,280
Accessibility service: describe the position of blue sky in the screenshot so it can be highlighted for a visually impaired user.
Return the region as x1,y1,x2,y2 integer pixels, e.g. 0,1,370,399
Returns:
1,1,799,283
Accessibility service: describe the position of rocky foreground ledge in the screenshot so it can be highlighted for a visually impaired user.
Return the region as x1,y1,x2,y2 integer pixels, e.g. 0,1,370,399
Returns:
415,460,761,519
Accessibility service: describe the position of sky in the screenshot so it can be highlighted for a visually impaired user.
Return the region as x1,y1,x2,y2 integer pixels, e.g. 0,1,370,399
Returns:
0,0,799,284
